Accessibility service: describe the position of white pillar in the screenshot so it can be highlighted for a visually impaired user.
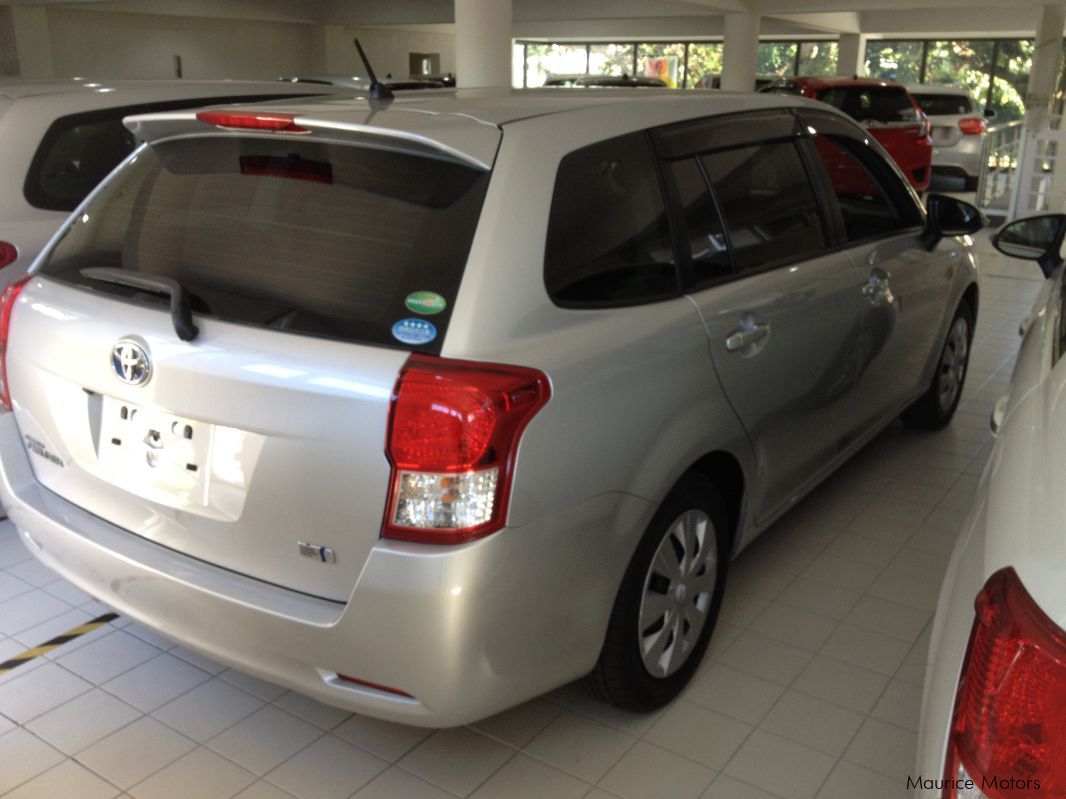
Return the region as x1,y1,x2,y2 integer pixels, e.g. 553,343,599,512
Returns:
1025,4,1066,129
10,5,53,78
837,33,865,78
455,0,512,89
721,13,759,92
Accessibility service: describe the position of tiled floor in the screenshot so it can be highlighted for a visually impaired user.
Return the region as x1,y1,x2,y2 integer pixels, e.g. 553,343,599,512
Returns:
0,232,1044,799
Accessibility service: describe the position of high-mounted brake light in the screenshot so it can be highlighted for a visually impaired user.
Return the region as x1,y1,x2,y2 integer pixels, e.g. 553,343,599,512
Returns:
0,242,17,271
958,117,987,136
0,275,31,411
382,354,551,545
943,567,1066,798
196,110,309,133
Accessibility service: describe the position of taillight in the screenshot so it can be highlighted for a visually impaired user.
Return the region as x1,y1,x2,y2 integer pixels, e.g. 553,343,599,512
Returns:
943,567,1066,798
0,276,31,411
382,353,551,544
196,110,309,133
0,242,17,270
918,112,932,139
959,117,987,136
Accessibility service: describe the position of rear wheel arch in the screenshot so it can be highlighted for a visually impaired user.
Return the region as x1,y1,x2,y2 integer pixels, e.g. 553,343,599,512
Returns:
685,450,745,556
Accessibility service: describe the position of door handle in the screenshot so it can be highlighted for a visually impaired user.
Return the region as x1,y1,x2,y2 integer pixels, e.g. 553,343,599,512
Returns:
725,323,769,352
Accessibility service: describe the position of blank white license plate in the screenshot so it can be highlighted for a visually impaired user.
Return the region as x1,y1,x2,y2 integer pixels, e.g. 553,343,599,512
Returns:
97,397,212,507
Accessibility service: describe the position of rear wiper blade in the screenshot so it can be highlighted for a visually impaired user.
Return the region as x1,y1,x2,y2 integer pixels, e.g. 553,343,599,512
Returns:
80,267,199,342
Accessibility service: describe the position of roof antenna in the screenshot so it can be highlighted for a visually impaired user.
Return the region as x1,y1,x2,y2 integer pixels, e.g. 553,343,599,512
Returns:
353,38,394,102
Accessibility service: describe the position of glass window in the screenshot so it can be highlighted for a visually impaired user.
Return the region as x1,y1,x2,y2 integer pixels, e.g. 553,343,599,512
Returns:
545,133,677,306
638,43,686,88
810,136,908,242
757,42,798,77
910,92,977,116
798,42,838,76
524,43,589,87
39,139,489,352
669,159,732,287
589,43,635,77
25,116,138,212
817,87,920,125
512,43,526,88
991,39,1035,123
864,40,923,83
687,43,724,89
700,141,826,273
924,40,994,111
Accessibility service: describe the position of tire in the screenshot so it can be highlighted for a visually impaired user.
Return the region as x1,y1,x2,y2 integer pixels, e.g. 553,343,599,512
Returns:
587,474,729,711
902,302,974,430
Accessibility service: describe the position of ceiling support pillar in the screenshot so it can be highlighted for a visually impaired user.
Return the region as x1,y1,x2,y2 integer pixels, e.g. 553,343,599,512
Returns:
837,33,865,78
455,0,513,88
721,12,760,92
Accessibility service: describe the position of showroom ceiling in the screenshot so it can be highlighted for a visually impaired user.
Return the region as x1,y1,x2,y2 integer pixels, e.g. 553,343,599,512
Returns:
5,0,1061,37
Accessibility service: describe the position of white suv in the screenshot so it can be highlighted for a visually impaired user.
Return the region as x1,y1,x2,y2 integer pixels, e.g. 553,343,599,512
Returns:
907,84,995,191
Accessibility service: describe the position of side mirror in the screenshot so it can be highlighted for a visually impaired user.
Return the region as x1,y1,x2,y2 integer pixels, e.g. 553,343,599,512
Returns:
983,107,997,120
922,193,985,250
991,214,1066,278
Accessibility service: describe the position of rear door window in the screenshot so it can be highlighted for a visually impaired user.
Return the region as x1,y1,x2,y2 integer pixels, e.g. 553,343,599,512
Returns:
38,137,489,352
699,140,828,274
544,132,678,307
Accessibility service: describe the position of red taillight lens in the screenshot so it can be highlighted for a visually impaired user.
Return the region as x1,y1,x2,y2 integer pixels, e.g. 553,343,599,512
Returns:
959,117,987,136
383,353,550,544
196,110,309,133
0,242,17,270
944,567,1066,799
0,276,31,411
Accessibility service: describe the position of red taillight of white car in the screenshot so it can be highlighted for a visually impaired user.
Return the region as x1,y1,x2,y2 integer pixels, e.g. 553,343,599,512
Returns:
958,117,987,136
943,567,1066,799
0,276,31,411
382,354,550,544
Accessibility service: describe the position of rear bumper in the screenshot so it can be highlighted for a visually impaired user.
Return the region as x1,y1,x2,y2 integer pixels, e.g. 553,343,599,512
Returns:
0,412,651,726
931,143,982,181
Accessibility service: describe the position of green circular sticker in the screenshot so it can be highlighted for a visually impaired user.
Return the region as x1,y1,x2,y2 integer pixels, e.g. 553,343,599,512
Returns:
405,291,447,315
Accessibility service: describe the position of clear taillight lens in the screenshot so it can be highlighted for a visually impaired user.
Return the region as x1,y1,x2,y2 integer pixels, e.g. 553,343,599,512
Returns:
943,567,1066,798
382,354,550,544
0,276,30,411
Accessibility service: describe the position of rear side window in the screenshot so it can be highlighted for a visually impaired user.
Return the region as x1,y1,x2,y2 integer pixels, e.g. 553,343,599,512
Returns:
545,132,677,306
912,93,976,116
38,138,489,352
700,141,827,274
818,88,919,125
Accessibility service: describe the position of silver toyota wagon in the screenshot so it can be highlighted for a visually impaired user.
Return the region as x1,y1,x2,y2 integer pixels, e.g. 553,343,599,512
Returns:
0,90,981,726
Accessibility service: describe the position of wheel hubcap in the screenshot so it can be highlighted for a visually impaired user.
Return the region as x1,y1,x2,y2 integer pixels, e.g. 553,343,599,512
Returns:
937,317,969,412
638,509,717,678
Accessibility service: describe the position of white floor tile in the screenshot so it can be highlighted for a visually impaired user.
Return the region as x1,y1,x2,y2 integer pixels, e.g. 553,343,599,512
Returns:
58,629,161,684
643,701,750,771
272,690,351,731
843,718,918,780
819,625,911,677
723,730,836,799
3,759,119,799
817,760,910,799
13,607,94,650
76,716,197,790
219,668,289,702
471,752,590,799
775,578,862,622
233,780,299,799
0,661,92,723
102,652,211,712
266,733,388,799
399,727,516,796
469,698,562,749
0,571,32,603
749,603,838,652
871,679,923,732
703,774,782,799
716,630,814,686
207,705,322,776
152,677,265,742
683,663,784,726
25,687,141,755
332,713,432,762
759,690,864,757
0,589,73,636
129,747,257,799
844,596,930,644
792,655,889,714
352,766,457,799
598,741,715,799
0,727,66,794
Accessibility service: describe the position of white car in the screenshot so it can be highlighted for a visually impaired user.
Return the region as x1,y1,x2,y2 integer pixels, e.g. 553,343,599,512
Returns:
0,79,341,285
907,84,995,191
916,214,1066,797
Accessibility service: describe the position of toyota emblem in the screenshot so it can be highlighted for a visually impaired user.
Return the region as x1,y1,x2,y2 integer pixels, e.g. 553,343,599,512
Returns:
111,340,151,386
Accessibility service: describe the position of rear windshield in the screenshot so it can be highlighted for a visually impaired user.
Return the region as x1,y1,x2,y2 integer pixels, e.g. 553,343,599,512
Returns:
38,137,490,352
911,93,976,116
816,87,919,125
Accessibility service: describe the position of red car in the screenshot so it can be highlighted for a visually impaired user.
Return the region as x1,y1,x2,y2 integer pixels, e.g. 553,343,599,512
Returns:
762,76,933,192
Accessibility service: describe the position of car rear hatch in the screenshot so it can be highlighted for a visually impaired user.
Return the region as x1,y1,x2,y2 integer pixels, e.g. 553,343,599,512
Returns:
816,85,927,156
6,107,497,602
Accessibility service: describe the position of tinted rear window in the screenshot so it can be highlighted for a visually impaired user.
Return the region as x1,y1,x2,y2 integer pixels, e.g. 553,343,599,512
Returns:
38,137,489,352
911,93,976,116
817,87,918,125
